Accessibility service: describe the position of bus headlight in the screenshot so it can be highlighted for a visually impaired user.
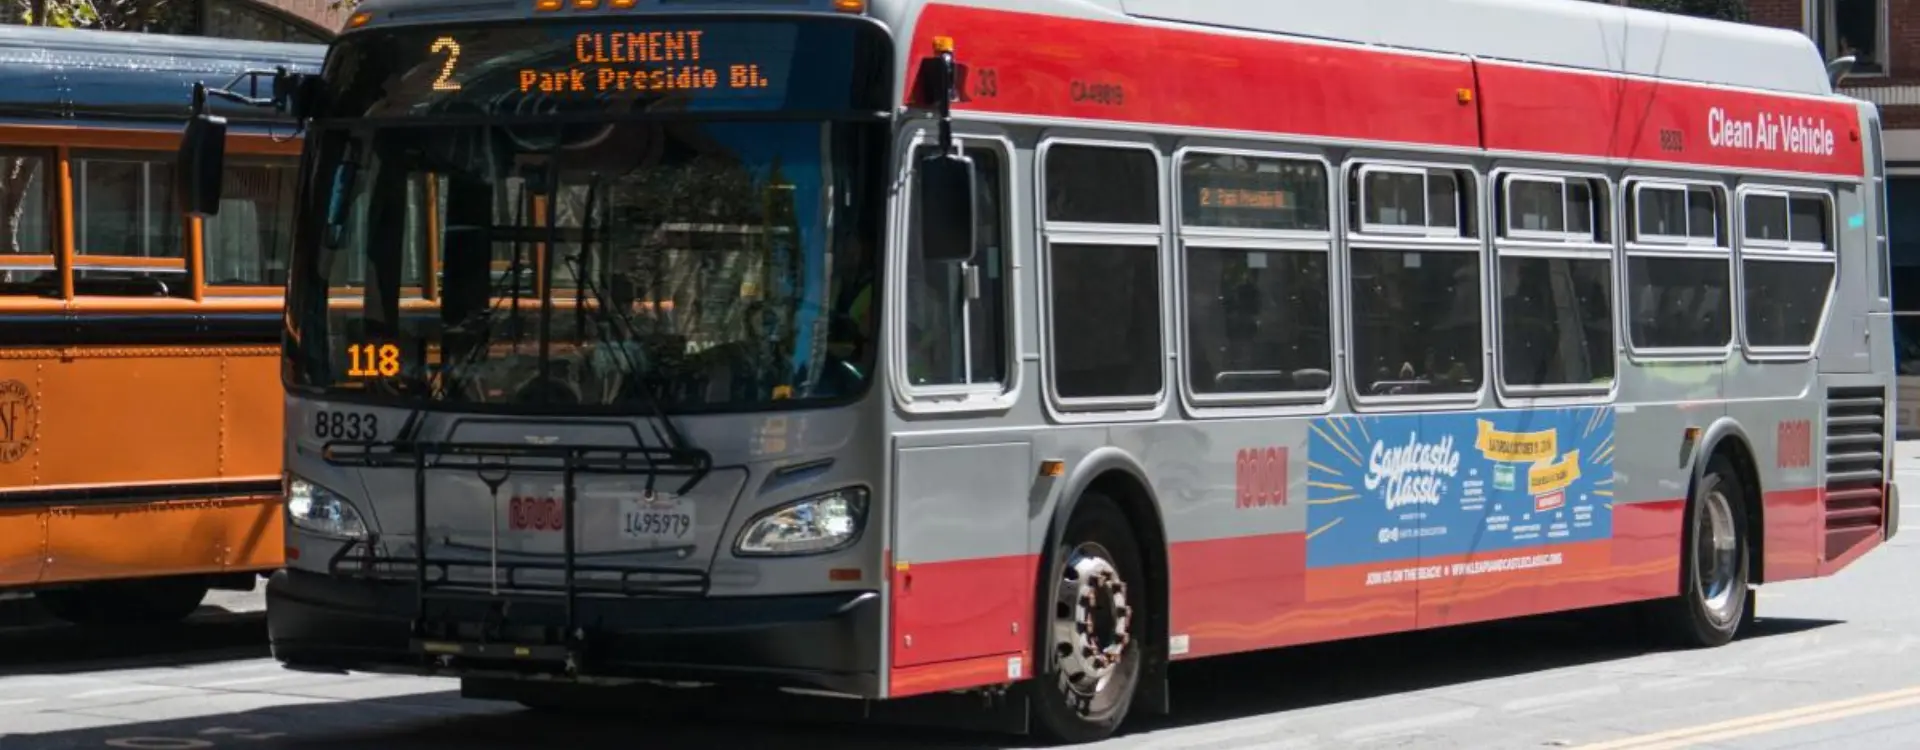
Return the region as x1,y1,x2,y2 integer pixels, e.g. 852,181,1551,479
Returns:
735,487,868,556
286,476,369,540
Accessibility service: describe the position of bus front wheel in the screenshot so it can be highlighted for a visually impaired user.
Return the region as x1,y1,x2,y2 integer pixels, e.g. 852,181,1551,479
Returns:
37,577,210,626
1647,453,1751,648
1030,492,1144,745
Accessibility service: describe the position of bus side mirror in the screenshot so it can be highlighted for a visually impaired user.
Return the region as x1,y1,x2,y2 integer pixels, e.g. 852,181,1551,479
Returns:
178,111,227,218
917,152,976,263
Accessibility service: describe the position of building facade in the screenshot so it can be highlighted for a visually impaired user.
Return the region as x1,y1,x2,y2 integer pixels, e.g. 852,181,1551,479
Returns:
205,0,341,43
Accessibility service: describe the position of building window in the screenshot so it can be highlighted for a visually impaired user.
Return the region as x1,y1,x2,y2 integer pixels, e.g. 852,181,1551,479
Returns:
204,0,329,43
1813,0,1888,76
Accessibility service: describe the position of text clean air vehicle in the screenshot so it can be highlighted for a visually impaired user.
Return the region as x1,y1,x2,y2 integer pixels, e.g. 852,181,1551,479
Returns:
0,27,321,624
175,0,1896,742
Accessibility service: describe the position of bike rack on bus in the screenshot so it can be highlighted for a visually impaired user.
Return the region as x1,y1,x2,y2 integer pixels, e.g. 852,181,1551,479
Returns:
318,437,714,671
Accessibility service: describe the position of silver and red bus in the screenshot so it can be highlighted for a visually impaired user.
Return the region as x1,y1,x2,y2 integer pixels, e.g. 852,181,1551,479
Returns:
176,0,1897,742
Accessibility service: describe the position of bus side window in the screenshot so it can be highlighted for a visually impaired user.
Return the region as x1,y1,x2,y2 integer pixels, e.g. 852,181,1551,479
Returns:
74,149,187,296
203,157,299,287
1624,181,1732,352
906,143,1009,390
0,149,56,287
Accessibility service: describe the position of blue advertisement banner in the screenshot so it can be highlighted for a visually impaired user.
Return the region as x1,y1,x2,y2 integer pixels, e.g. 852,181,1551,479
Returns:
1305,407,1616,569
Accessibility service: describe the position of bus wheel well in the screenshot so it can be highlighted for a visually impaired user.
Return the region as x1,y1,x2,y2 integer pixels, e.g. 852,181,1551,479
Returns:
1708,437,1766,585
1080,470,1171,715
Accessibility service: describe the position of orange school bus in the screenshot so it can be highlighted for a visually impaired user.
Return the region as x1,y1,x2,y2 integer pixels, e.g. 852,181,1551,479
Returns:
0,27,322,624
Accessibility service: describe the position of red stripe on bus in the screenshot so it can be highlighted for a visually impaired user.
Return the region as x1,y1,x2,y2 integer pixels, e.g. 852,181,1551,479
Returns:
907,4,1865,177
1764,486,1823,581
887,490,1842,691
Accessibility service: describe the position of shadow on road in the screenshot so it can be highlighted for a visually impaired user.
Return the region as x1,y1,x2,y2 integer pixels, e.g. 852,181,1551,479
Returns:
0,598,268,676
0,605,1842,749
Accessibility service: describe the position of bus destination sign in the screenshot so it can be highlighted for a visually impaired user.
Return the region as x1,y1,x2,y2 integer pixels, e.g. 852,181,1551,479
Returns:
516,31,775,94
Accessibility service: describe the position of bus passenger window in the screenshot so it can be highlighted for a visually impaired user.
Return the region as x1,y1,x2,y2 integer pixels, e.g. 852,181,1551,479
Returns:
0,150,56,287
1495,174,1614,390
1347,164,1482,397
204,158,299,287
1741,189,1835,350
1179,151,1333,397
74,152,180,260
1625,181,1732,351
1043,143,1164,403
905,144,1008,390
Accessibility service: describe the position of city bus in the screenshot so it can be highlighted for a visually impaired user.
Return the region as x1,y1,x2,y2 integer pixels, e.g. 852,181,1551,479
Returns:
0,27,322,625
175,0,1896,742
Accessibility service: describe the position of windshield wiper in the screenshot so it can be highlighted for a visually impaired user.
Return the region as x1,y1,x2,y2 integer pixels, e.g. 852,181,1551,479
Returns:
564,177,707,474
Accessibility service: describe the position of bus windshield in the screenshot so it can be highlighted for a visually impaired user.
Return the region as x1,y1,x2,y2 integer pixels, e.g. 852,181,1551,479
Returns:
286,17,891,414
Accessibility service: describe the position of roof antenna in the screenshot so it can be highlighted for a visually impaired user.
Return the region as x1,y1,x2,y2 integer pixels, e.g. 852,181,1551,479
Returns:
1827,55,1856,88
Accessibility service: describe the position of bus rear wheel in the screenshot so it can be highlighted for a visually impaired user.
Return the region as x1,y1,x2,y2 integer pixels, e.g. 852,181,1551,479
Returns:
37,577,209,626
1031,492,1144,745
1646,453,1750,648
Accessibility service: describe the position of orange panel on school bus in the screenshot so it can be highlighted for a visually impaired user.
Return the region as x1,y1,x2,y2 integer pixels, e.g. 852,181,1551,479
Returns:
0,507,44,586
41,496,283,584
219,354,288,477
20,348,284,486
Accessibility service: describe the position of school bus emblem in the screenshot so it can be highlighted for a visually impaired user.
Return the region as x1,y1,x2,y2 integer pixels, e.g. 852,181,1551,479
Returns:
0,379,38,463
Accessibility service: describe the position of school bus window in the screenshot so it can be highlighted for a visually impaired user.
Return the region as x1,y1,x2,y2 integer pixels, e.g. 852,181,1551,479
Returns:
0,151,54,257
74,152,181,259
204,158,299,286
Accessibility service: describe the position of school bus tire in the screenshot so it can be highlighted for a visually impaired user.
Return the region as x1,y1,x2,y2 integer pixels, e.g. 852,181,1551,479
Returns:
1029,491,1144,745
1645,452,1751,649
36,577,210,626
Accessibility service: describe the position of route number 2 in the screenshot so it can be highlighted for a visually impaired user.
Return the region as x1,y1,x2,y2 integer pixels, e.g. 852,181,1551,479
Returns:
430,36,463,91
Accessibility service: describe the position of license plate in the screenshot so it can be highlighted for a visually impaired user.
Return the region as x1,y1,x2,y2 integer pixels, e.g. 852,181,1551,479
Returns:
617,491,695,545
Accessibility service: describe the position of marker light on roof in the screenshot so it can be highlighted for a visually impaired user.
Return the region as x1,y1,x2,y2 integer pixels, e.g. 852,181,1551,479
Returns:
347,11,370,26
572,0,598,8
833,0,866,11
610,0,637,7
534,0,562,10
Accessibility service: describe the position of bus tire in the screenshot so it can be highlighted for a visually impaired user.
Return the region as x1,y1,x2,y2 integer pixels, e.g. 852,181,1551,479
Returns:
37,578,209,626
1648,453,1750,648
1030,492,1143,745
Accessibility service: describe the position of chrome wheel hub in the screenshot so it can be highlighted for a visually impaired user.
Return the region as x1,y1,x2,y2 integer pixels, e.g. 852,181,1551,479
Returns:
1050,544,1131,696
1696,486,1741,626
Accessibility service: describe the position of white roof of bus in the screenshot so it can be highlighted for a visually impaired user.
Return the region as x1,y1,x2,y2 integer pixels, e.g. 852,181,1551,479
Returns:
874,0,1835,96
341,0,1838,98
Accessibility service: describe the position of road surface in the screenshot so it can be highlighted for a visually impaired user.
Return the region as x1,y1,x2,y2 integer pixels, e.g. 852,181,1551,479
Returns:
1,446,1917,749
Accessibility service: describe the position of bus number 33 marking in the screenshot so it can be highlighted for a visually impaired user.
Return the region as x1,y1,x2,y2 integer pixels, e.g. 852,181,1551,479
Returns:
314,410,378,441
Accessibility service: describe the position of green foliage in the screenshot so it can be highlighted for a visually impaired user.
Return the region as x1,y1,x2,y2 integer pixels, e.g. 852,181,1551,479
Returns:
13,0,197,33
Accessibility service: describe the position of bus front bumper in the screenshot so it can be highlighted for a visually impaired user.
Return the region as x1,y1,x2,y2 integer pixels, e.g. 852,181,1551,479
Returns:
265,569,884,697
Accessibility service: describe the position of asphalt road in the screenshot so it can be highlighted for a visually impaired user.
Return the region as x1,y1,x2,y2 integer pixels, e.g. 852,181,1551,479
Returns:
1,449,1918,750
